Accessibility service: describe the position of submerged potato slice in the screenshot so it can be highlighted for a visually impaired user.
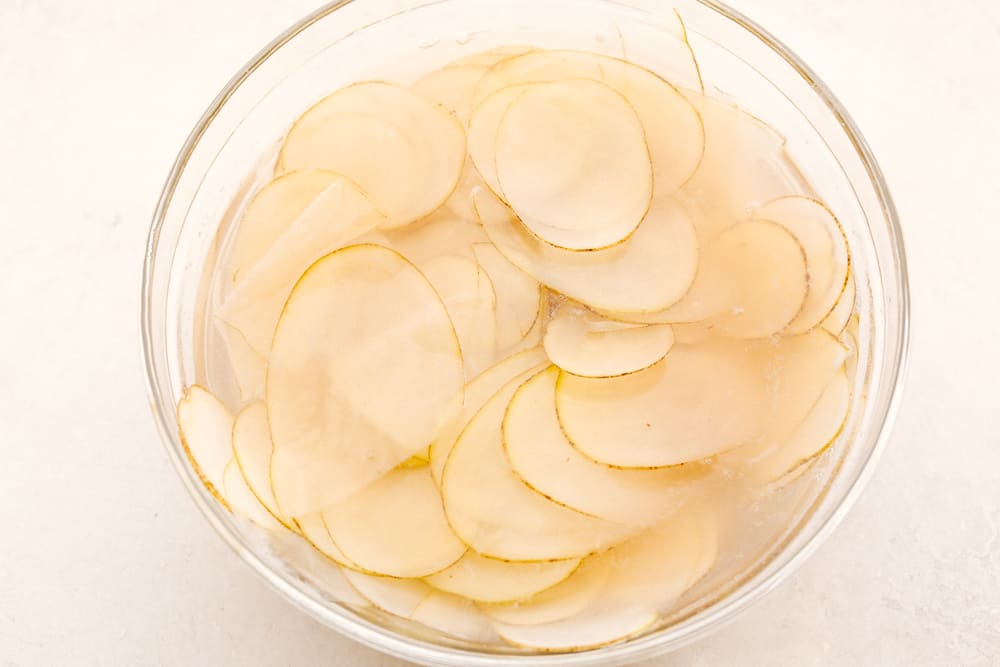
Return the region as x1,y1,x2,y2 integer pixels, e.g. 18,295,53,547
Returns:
269,531,369,607
342,570,433,617
446,45,537,69
822,272,856,335
267,244,464,517
323,467,466,578
278,81,465,227
468,84,534,196
441,374,634,561
543,302,675,378
221,459,282,529
217,322,266,402
412,64,487,125
294,512,358,569
475,191,697,313
424,551,580,604
494,79,653,250
231,403,291,528
411,592,501,643
472,243,541,349
494,608,657,651
177,385,233,503
504,368,707,524
384,211,488,266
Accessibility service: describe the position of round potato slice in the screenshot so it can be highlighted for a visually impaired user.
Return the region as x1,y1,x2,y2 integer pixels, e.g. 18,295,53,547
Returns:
267,244,464,517
494,608,657,651
410,592,501,644
504,368,707,524
412,64,487,125
822,271,856,335
543,302,675,378
467,83,535,196
472,243,541,349
384,211,488,266
494,78,653,250
323,466,466,578
756,196,850,334
177,385,233,504
445,45,537,69
221,459,282,529
424,551,580,604
268,531,369,607
231,403,291,528
217,322,266,402
441,374,635,561
278,81,465,227
342,570,433,617
474,190,697,313
294,512,358,569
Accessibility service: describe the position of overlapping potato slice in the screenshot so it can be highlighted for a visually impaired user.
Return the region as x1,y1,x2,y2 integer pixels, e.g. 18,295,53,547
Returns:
493,79,653,250
472,243,541,349
294,512,358,569
413,65,487,125
269,531,369,606
475,191,697,313
446,45,537,69
231,403,291,528
467,84,534,196
278,81,465,227
342,570,433,617
424,551,580,603
221,459,282,529
822,272,856,335
494,608,657,651
504,368,708,524
411,592,501,643
441,375,634,561
217,322,266,401
429,347,548,484
543,302,675,378
177,385,233,502
383,211,488,265
267,244,464,516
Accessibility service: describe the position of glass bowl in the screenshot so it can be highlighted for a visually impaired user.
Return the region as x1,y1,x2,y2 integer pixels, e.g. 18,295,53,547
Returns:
140,0,910,664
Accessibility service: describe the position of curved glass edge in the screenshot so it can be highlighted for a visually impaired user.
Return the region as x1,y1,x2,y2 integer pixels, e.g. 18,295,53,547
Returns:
139,0,911,664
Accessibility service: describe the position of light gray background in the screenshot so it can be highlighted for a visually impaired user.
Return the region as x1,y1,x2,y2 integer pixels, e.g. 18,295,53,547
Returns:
1,0,998,664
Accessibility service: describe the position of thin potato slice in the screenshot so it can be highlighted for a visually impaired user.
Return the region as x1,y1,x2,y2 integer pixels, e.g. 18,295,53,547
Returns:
472,243,541,349
269,531,369,606
384,211,489,266
294,512,358,569
342,570,433,617
494,608,657,651
231,403,291,528
443,159,488,222
504,368,707,524
756,196,850,334
475,191,697,313
424,551,581,603
221,459,282,529
267,244,464,516
278,81,465,227
468,84,535,196
410,592,502,643
494,79,653,251
412,65,487,125
217,176,385,354
822,272,856,335
543,302,675,378
217,322,266,402
446,45,537,69
177,385,233,503
441,375,634,561
429,347,549,484
481,558,611,626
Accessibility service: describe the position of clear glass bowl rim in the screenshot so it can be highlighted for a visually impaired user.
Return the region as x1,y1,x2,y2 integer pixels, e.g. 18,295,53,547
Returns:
140,1,911,664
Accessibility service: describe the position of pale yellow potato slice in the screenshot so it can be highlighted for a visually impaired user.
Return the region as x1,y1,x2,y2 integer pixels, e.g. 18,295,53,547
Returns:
446,45,537,69
756,196,850,334
221,459,282,529
472,243,541,349
226,169,347,286
294,512,358,569
822,272,856,335
412,64,487,125
543,302,674,378
441,374,634,561
429,347,549,484
475,191,697,313
504,367,707,524
410,592,501,643
424,551,580,604
217,322,266,402
384,211,488,266
474,50,704,199
322,466,466,578
341,570,433,617
269,531,369,606
267,244,464,516
177,385,233,504
467,84,535,196
481,557,612,626
494,78,653,251
278,81,465,227
217,176,385,355
420,254,498,379
443,159,487,222
231,403,292,529
494,608,657,650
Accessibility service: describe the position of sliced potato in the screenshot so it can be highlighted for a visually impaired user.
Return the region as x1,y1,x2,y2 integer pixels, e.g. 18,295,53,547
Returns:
481,557,612,626
268,531,369,606
494,78,653,251
543,302,674,378
342,570,433,617
323,466,466,578
472,243,541,349
424,551,580,603
231,403,291,528
468,84,535,196
384,211,488,266
221,459,282,529
429,347,549,484
412,64,487,125
278,81,465,227
217,322,266,402
475,190,697,313
267,244,464,516
441,374,634,561
177,385,233,504
294,512,358,569
504,368,708,524
446,45,537,69
494,608,657,650
822,272,856,335
443,159,488,222
410,592,501,643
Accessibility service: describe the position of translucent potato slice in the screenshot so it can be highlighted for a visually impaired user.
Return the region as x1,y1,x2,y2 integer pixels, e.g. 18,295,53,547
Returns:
446,45,537,69
412,64,487,125
424,551,581,603
429,347,549,484
494,79,653,251
494,608,657,651
269,531,369,607
822,272,856,335
176,385,233,503
475,191,697,313
756,196,850,334
543,302,675,378
472,243,541,349
231,403,290,528
468,84,534,196
342,570,433,617
278,81,465,227
481,557,612,626
294,512,358,569
267,244,464,517
221,459,282,529
504,368,707,524
384,211,488,266
443,160,487,223
217,176,385,355
441,374,634,561
323,467,466,578
217,322,266,402
475,50,704,199
411,592,501,643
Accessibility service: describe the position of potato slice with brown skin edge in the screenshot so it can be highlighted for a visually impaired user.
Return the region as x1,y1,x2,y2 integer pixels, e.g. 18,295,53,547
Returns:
294,513,359,570
278,81,465,228
543,302,674,378
480,557,612,626
217,176,385,355
412,64,486,125
383,210,488,266
429,348,548,485
411,592,502,644
467,83,537,196
441,373,635,561
424,551,581,604
472,243,541,348
341,570,433,617
268,531,369,606
446,45,537,69
474,190,697,313
822,271,856,335
177,385,233,506
217,321,266,402
494,609,657,651
231,403,295,530
504,368,708,524
494,78,653,251
267,244,464,517
221,459,282,529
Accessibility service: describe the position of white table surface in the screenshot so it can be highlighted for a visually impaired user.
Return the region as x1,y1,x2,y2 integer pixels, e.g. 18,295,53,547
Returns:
1,0,998,664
